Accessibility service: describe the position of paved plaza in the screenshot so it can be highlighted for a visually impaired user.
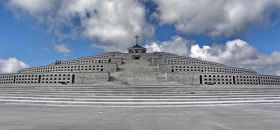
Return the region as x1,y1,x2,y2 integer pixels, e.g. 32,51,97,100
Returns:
0,104,280,130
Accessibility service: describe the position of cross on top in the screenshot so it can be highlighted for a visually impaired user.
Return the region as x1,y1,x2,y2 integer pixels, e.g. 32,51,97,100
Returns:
134,35,140,45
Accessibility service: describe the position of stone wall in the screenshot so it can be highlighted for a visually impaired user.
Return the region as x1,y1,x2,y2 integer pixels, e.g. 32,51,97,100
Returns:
155,59,225,67
75,72,109,84
18,63,117,74
110,58,123,65
200,73,280,85
0,72,109,85
159,64,256,75
2,49,280,86
166,73,200,85
0,74,14,84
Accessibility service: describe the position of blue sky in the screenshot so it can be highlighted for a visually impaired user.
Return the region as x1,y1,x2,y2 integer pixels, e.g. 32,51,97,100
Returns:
1,0,280,75
0,4,103,66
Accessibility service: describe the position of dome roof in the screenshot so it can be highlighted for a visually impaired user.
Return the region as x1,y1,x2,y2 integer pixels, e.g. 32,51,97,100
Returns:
131,44,145,48
128,44,146,53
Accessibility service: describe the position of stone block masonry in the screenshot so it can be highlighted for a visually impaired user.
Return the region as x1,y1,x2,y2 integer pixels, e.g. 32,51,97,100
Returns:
0,72,109,85
0,43,280,85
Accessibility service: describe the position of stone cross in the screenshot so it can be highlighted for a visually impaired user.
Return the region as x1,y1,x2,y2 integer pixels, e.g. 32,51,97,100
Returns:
134,35,140,45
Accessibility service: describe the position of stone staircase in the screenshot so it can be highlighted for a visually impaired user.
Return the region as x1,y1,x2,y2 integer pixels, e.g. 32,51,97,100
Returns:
110,60,162,84
0,84,280,107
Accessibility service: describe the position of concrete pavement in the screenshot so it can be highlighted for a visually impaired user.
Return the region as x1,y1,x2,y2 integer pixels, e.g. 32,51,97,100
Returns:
0,104,280,130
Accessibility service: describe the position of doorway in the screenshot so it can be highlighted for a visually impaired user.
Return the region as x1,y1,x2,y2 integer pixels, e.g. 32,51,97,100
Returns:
132,55,141,60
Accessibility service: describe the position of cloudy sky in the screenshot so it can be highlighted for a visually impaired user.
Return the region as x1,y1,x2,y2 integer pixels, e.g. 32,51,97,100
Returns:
0,0,280,75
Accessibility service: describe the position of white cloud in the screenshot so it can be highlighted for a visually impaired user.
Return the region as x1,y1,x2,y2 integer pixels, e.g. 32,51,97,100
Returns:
190,39,258,65
6,0,154,51
145,36,191,56
0,58,29,73
154,0,280,37
54,44,71,55
192,40,280,75
5,0,280,75
277,71,280,76
7,0,56,15
146,36,280,75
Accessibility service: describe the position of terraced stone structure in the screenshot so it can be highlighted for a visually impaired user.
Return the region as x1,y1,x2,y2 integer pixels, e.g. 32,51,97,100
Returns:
1,42,280,85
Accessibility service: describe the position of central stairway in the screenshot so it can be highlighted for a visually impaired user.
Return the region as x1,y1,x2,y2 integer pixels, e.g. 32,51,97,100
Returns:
0,84,280,107
110,60,164,84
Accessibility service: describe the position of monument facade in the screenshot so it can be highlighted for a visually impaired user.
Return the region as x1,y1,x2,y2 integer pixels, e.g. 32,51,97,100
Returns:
1,39,280,85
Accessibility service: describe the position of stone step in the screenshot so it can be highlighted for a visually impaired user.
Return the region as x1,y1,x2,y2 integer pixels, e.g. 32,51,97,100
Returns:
1,85,280,106
111,60,160,84
0,93,278,98
1,88,279,91
1,85,279,89
1,99,280,107
0,88,279,92
1,96,280,102
0,94,279,99
0,89,277,93
1,85,280,88
2,86,280,90
0,87,278,90
1,91,279,95
1,89,279,92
